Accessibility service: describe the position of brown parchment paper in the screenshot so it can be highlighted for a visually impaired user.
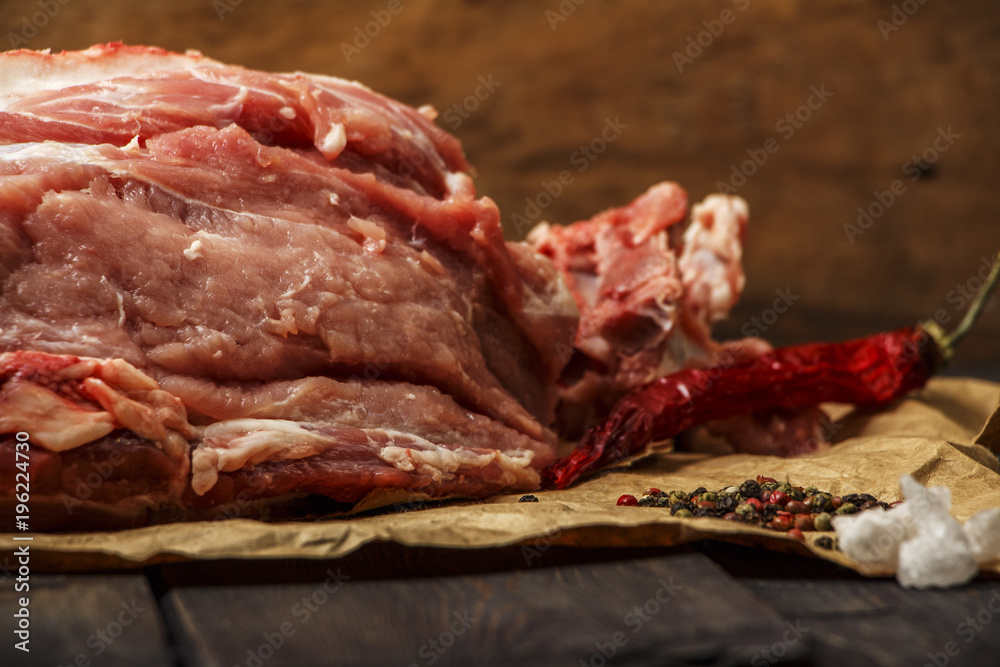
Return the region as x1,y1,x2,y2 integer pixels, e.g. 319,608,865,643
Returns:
4,377,1000,576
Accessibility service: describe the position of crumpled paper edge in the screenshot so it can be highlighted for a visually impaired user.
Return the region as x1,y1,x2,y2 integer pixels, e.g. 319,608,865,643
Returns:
975,392,1000,452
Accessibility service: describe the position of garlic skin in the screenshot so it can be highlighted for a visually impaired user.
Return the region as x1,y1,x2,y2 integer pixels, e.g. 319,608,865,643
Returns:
834,474,999,588
963,507,1000,564
897,531,978,589
833,508,908,570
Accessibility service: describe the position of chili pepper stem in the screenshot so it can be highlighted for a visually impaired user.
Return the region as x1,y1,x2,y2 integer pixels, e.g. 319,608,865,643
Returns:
923,251,1000,360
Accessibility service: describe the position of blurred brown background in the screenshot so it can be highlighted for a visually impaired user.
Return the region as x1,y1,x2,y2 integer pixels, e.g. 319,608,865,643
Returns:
2,0,998,371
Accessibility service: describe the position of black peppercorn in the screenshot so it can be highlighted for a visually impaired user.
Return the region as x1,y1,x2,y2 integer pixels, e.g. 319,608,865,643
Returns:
739,479,761,499
843,493,877,507
815,536,836,550
717,495,737,511
813,512,832,531
809,493,834,513
834,502,859,515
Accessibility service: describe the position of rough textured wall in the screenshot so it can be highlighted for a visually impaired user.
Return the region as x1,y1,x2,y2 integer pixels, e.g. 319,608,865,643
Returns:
2,0,997,364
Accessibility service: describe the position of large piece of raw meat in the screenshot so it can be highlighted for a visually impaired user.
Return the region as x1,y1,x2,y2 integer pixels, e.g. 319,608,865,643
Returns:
0,44,792,529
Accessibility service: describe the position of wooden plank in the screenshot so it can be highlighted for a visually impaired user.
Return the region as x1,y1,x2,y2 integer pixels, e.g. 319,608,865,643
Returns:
0,573,173,667
161,552,805,667
746,578,1000,667
149,541,698,587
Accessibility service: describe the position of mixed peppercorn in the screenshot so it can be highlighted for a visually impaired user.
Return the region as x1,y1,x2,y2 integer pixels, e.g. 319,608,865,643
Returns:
615,476,895,546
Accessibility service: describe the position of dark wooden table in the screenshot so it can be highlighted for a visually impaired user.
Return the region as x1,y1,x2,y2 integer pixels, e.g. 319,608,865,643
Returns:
3,361,998,667
4,535,1000,667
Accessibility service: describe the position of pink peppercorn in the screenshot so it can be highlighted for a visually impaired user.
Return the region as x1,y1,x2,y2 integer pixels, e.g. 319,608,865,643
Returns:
617,494,639,507
769,490,790,506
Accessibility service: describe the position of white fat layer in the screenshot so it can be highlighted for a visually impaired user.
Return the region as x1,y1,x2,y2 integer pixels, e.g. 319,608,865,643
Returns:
100,275,126,327
279,274,311,299
379,444,535,485
183,239,205,260
193,418,390,495
0,141,109,161
319,123,347,158
347,216,387,254
192,419,336,495
191,418,539,496
0,354,189,452
679,193,749,324
0,380,115,451
416,104,438,121
0,46,219,109
444,171,473,198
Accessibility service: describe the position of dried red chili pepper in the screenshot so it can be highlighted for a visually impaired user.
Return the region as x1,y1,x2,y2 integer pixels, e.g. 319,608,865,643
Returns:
543,252,999,490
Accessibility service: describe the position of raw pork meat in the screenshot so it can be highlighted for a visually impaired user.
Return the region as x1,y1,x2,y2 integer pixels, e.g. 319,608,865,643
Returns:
529,183,826,452
0,44,803,530
0,44,579,528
